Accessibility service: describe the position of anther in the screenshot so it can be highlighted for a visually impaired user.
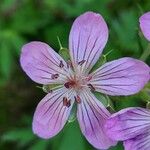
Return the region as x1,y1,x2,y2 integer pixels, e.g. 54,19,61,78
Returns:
51,74,59,79
59,60,64,68
66,100,71,107
49,90,53,93
74,95,81,103
63,97,71,107
88,84,95,91
78,60,86,66
64,82,71,89
63,97,68,106
64,81,75,89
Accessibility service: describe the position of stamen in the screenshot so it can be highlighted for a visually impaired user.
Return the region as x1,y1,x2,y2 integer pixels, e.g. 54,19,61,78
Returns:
63,97,68,106
64,81,75,89
51,74,59,79
59,60,64,68
63,97,71,107
88,84,95,91
86,75,92,81
74,95,81,103
78,60,86,66
64,82,70,89
67,60,73,68
66,100,71,107
49,90,53,93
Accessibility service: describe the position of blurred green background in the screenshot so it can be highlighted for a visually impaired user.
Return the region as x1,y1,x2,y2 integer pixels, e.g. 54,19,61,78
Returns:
0,0,150,150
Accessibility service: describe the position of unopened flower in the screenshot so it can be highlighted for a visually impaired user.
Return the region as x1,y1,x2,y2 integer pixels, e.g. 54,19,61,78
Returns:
105,107,150,150
139,12,150,41
20,11,150,149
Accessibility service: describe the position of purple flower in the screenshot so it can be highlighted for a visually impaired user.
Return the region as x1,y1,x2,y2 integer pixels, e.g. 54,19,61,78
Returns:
139,12,150,41
105,107,150,150
20,11,150,149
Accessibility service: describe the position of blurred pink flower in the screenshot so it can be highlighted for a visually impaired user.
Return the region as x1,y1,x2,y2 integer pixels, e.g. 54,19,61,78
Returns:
20,11,150,149
105,107,150,150
139,12,150,41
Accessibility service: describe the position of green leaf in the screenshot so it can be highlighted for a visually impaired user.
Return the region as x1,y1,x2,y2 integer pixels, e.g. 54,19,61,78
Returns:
29,140,49,150
138,83,150,102
90,55,106,73
93,92,115,112
44,23,70,50
58,121,85,150
90,49,113,72
113,95,142,111
93,91,108,107
11,3,50,34
0,41,13,83
0,0,16,11
109,142,124,150
10,34,26,55
68,104,77,123
111,10,138,53
1,128,35,147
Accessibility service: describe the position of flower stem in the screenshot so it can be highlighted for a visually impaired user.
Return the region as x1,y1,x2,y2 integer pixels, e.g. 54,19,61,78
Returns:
140,43,150,61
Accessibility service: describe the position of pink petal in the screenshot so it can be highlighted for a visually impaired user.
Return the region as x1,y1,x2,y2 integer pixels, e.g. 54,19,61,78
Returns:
69,11,108,73
89,57,150,96
32,88,74,139
105,107,150,141
77,89,117,149
139,12,150,41
20,41,68,84
124,131,150,150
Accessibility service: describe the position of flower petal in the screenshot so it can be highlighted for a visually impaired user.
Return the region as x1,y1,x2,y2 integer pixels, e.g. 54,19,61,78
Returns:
89,57,150,96
105,107,150,141
69,11,108,73
77,89,116,149
139,12,150,41
32,88,74,139
124,131,150,150
20,41,68,84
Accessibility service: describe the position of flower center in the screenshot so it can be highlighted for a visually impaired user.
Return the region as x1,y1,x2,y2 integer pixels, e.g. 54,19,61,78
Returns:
64,76,83,90
62,60,94,92
48,60,96,107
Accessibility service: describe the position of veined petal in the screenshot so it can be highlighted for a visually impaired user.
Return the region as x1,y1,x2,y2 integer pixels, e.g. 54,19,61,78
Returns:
139,12,150,41
89,57,150,96
77,89,116,149
32,88,74,139
105,107,150,141
20,41,68,84
124,131,150,150
69,11,108,74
